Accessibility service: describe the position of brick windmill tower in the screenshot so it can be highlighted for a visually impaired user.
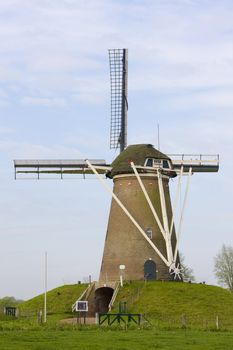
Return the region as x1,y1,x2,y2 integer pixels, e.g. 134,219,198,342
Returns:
14,49,219,284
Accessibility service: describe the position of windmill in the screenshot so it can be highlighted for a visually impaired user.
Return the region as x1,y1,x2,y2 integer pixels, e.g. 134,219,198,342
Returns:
14,49,219,286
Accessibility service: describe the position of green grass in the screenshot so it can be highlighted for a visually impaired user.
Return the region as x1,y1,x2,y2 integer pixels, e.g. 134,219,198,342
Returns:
113,281,233,330
0,328,233,350
19,283,87,317
1,282,233,349
11,280,233,330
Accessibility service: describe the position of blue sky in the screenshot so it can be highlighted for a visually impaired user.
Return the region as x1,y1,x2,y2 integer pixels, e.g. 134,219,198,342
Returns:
0,0,233,299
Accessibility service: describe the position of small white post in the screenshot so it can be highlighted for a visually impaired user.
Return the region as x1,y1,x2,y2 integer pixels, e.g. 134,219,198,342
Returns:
120,275,123,287
119,265,125,287
44,251,47,323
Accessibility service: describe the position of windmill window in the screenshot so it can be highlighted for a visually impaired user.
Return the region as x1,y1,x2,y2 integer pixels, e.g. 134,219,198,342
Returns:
145,158,162,167
145,228,153,239
163,160,170,169
145,158,153,167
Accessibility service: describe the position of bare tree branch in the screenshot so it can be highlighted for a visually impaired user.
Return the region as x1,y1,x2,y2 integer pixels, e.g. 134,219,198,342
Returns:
180,253,195,282
214,245,233,292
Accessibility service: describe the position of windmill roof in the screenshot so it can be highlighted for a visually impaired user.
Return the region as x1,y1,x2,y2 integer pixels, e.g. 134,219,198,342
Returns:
108,144,170,178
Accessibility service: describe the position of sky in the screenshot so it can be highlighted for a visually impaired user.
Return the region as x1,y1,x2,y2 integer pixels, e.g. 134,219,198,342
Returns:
0,0,233,300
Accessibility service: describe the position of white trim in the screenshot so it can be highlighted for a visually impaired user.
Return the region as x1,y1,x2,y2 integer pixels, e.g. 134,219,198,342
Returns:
113,173,170,180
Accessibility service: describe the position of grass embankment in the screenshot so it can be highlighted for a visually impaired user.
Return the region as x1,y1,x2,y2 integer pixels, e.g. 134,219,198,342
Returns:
1,282,233,349
19,283,87,318
7,281,233,330
113,281,233,329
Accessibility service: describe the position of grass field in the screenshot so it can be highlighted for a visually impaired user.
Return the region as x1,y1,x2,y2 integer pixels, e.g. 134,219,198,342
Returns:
19,283,87,315
1,328,233,350
113,281,233,330
1,281,233,349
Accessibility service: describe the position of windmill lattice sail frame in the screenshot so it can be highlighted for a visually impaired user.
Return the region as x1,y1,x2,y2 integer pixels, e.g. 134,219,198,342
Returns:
109,48,128,152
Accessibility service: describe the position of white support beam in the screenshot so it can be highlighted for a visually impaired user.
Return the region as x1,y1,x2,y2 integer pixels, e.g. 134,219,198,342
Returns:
169,166,183,236
86,159,170,267
130,162,167,241
157,169,173,265
173,167,192,263
92,165,112,171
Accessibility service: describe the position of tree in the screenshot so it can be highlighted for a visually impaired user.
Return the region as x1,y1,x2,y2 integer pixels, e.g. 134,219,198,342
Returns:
214,244,233,292
0,296,23,307
179,253,195,282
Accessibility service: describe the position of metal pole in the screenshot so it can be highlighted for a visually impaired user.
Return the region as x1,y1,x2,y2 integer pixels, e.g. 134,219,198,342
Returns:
157,123,160,151
44,251,47,323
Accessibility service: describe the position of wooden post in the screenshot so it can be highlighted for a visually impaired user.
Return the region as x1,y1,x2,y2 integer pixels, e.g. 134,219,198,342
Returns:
181,314,187,328
216,315,219,330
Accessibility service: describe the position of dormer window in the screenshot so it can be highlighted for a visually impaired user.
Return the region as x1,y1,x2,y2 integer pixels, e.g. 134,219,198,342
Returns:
146,158,153,167
163,160,170,169
145,158,162,168
145,158,171,169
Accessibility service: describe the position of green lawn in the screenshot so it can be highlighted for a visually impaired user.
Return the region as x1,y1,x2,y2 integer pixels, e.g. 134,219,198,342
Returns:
19,283,87,316
2,281,233,349
0,328,233,350
113,281,233,330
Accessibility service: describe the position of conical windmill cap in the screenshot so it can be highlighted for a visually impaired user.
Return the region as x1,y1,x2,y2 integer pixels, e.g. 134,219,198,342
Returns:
108,144,170,178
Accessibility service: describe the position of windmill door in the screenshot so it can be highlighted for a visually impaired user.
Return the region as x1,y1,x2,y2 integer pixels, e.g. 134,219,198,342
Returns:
144,260,156,280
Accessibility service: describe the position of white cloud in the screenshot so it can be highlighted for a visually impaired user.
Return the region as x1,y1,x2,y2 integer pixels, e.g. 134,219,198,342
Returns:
0,0,232,103
0,139,85,161
0,127,14,134
166,89,233,110
21,96,66,107
71,76,108,105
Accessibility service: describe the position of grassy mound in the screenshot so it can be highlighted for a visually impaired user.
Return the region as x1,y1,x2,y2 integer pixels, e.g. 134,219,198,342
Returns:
16,281,233,329
19,283,87,316
113,281,233,329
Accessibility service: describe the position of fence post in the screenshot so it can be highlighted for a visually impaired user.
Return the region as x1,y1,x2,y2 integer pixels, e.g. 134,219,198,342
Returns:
216,315,219,330
181,314,187,328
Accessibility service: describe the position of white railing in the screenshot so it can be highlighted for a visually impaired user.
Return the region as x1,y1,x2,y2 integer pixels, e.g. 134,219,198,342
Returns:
72,283,94,312
108,282,120,311
168,154,219,165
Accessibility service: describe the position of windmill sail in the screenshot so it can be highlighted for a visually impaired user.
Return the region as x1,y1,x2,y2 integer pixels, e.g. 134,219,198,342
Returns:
169,154,219,173
14,159,111,179
109,48,128,152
